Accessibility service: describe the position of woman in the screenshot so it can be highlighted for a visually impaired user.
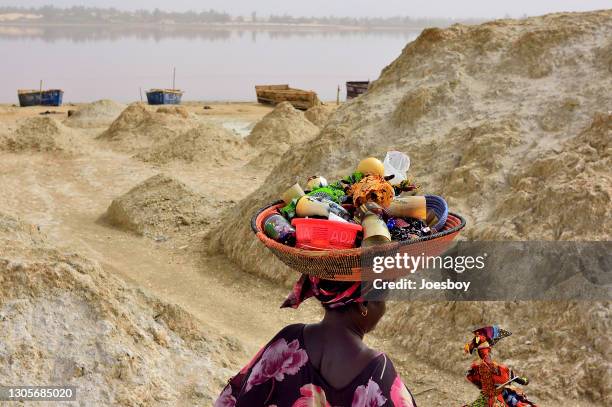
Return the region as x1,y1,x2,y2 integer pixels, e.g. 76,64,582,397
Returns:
215,275,416,407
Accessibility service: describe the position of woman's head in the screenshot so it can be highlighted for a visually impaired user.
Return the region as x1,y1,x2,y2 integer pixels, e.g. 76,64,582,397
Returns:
281,275,388,334
355,300,386,333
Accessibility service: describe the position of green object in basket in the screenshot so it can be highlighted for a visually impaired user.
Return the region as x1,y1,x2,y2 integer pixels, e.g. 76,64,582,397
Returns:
281,184,345,219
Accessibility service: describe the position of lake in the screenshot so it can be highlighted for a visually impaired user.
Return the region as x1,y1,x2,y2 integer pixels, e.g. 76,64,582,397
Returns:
1,26,420,103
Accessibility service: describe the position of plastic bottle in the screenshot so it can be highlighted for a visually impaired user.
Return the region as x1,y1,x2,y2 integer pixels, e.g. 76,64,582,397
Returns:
263,214,296,245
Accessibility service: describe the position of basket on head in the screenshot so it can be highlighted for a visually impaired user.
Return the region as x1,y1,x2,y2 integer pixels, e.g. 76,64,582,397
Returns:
251,201,466,281
425,195,448,231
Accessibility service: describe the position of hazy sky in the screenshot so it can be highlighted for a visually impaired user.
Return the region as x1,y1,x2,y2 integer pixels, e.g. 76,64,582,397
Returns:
2,0,610,19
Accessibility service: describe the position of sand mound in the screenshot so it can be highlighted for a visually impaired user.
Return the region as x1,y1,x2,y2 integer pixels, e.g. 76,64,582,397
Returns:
0,211,238,405
64,99,126,128
103,174,210,238
209,10,612,404
0,116,79,154
156,105,190,118
246,101,319,167
304,104,339,128
97,103,198,153
473,112,611,241
136,122,253,166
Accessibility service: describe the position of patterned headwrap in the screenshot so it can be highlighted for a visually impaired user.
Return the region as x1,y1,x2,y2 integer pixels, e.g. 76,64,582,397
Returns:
465,325,512,354
281,275,372,309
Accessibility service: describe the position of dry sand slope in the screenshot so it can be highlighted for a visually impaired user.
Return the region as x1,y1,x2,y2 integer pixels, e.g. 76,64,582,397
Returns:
0,212,240,406
246,101,321,168
64,99,126,129
103,174,213,239
0,116,83,154
210,10,612,405
97,103,200,153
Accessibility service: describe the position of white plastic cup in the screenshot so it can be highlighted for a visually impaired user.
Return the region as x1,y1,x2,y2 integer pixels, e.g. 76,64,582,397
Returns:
383,151,410,185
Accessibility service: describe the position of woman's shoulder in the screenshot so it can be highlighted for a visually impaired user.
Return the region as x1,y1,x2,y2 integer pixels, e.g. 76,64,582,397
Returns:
369,353,417,406
369,352,394,380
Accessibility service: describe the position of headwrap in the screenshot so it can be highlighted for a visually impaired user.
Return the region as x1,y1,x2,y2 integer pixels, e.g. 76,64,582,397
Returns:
281,275,371,309
465,325,512,354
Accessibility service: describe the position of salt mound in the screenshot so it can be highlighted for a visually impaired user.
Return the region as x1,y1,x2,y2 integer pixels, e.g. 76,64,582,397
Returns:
209,10,612,403
246,102,319,167
136,122,253,165
0,211,238,405
0,116,79,154
156,105,190,118
64,99,126,128
103,174,210,238
304,104,338,128
97,103,197,153
475,112,611,240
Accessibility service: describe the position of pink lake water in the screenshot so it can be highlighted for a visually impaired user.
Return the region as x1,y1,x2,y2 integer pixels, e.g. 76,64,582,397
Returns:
1,26,420,103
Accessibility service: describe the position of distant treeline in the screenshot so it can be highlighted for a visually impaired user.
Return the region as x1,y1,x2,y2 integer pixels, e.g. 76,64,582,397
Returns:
0,6,482,27
0,6,232,24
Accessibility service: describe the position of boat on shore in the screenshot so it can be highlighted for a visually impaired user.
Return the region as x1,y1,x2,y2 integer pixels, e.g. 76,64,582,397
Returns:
255,84,320,110
346,81,369,99
17,89,64,107
146,89,183,105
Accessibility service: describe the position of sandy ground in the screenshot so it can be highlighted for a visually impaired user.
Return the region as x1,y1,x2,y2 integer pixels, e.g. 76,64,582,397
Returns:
0,102,484,406
0,103,476,405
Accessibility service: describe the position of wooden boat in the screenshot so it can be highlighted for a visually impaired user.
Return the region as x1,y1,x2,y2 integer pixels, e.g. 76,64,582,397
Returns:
346,81,370,99
255,85,320,110
18,89,64,107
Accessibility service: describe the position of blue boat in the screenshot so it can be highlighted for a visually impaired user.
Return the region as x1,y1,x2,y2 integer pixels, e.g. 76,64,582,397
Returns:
18,89,63,107
146,89,183,105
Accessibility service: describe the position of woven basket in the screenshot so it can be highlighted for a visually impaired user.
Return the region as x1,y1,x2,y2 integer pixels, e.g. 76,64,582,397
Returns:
251,201,466,281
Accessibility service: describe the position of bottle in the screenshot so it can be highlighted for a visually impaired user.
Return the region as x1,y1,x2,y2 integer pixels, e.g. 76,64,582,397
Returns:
354,203,391,247
263,214,296,245
281,183,305,205
295,196,351,221
360,213,391,247
387,196,427,221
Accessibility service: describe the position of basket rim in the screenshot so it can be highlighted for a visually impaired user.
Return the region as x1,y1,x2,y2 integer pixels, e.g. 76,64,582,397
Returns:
251,200,466,255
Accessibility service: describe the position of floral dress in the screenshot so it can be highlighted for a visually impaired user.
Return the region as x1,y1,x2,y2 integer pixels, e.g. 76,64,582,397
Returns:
215,324,417,407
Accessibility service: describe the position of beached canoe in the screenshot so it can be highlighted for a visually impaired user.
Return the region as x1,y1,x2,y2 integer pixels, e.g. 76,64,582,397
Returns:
18,89,64,107
255,85,320,110
146,89,183,105
346,81,369,99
